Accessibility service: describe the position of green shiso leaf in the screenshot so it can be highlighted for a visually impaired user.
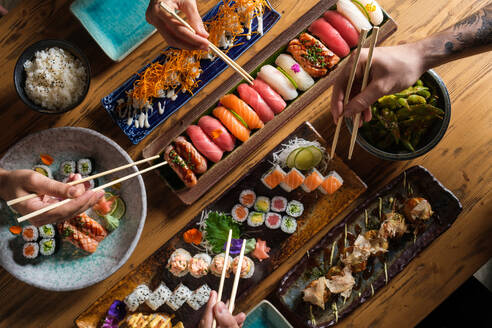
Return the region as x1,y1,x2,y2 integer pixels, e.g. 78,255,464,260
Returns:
104,215,120,231
205,212,241,253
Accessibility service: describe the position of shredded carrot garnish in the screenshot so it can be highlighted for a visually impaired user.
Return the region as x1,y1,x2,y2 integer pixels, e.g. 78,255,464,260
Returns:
40,154,54,166
9,226,22,235
183,228,203,245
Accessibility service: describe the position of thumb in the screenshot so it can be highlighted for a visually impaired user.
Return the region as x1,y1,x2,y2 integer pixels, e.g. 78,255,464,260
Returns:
179,0,208,38
343,81,384,117
29,173,84,199
214,302,238,327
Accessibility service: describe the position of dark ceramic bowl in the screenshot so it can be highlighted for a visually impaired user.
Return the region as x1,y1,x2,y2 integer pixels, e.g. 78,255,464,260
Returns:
13,39,91,114
345,69,451,161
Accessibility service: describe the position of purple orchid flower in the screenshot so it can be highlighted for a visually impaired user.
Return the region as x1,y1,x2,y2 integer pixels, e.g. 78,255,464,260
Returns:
102,300,127,328
291,63,301,73
224,238,243,255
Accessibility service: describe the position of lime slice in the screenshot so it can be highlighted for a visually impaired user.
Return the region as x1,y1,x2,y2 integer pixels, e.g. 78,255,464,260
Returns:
229,109,249,129
287,147,304,168
306,146,323,167
351,0,371,20
294,148,315,171
276,66,298,89
109,197,126,220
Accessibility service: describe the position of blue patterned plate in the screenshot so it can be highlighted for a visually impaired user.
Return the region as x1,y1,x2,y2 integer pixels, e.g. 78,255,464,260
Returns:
101,1,281,144
0,127,147,291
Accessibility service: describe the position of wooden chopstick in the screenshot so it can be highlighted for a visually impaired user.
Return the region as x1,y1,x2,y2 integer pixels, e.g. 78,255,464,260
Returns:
228,239,246,314
212,229,233,328
330,29,369,160
348,27,380,160
159,2,254,84
7,155,161,207
16,161,167,223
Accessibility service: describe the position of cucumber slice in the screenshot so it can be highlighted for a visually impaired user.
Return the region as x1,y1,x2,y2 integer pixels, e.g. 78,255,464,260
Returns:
109,197,126,220
294,148,315,171
351,0,371,20
286,147,304,168
229,109,249,129
276,66,298,89
306,146,323,167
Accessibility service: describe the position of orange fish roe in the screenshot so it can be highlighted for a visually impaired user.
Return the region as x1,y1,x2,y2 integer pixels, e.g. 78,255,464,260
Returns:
183,228,203,245
9,226,22,235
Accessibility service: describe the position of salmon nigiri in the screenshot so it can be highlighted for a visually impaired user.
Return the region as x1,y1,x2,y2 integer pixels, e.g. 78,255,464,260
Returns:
70,213,107,242
220,94,264,129
212,106,251,143
58,220,100,253
319,171,343,195
280,168,305,192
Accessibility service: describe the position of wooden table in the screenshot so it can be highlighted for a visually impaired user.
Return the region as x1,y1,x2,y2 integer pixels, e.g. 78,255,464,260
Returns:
0,0,490,327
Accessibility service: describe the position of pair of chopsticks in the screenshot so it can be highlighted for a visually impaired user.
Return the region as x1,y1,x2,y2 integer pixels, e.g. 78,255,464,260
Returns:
212,230,246,328
11,155,166,223
159,2,254,85
330,27,380,160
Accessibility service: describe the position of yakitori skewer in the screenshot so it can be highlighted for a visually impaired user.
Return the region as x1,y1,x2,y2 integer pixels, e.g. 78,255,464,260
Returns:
212,229,233,328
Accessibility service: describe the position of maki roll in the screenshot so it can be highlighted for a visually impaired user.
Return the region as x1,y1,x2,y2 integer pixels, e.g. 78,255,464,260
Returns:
271,196,288,212
189,253,211,278
39,238,56,256
124,294,140,312
239,190,256,208
254,196,270,212
145,283,172,311
231,204,249,223
81,176,97,189
261,165,286,190
286,200,304,217
22,225,38,242
39,224,55,239
166,248,191,277
32,165,53,179
280,168,305,192
77,158,94,175
232,256,255,279
281,216,297,234
134,284,151,304
319,171,344,195
247,212,265,227
59,160,76,177
301,168,324,192
166,283,192,311
265,212,282,229
187,284,212,310
210,253,233,277
23,242,39,259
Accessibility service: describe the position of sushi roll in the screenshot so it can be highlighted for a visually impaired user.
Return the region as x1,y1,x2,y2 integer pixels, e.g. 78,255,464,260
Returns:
231,204,249,223
261,165,286,190
39,238,56,256
32,165,52,179
124,293,141,312
145,283,172,311
280,168,305,192
77,158,93,175
38,224,55,239
319,171,344,195
59,160,76,177
232,256,255,279
22,225,38,242
166,283,192,311
286,200,304,218
22,242,39,259
301,168,324,192
133,284,151,304
187,284,211,310
281,216,297,234
254,196,270,212
257,65,298,101
265,212,282,229
210,253,233,277
274,54,315,91
271,196,288,212
336,0,372,32
166,248,191,277
189,253,211,278
248,212,265,227
239,189,256,208
81,176,97,189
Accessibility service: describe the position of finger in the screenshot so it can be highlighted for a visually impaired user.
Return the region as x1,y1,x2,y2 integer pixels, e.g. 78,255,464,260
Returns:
151,13,204,50
200,290,217,328
344,81,385,117
179,0,209,38
214,302,238,327
27,172,84,199
161,16,209,50
363,107,372,122
234,313,246,326
330,81,345,124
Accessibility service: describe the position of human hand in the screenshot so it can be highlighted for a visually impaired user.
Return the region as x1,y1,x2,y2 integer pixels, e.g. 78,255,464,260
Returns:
199,291,246,328
0,169,104,226
331,43,426,124
146,0,209,50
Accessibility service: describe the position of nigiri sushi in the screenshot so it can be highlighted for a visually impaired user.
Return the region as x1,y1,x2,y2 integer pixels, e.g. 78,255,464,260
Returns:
261,165,287,189
274,54,314,91
257,65,298,101
323,10,360,47
237,83,275,123
70,213,107,242
301,168,324,192
220,94,264,129
58,220,100,254
309,18,350,58
198,115,236,152
280,168,305,192
354,0,384,25
212,106,251,142
186,125,224,163
319,171,344,194
336,0,372,32
252,79,287,114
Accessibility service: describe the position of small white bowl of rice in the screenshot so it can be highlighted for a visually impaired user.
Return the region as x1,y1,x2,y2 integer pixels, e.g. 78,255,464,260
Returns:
14,40,90,114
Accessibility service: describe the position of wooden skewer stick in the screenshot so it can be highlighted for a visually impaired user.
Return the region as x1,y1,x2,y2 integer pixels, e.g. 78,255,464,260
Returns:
330,29,369,160
16,161,167,223
212,229,233,328
159,2,254,84
7,155,161,207
228,238,246,314
348,27,380,160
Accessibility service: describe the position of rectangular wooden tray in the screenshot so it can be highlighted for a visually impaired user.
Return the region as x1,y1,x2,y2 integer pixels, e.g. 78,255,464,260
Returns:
142,0,397,204
75,122,367,328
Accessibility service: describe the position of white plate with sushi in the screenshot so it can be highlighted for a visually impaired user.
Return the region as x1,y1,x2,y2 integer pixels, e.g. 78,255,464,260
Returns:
0,127,147,291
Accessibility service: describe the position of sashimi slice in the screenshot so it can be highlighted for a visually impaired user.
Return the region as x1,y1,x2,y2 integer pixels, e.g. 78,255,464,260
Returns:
212,106,251,142
237,84,275,123
220,94,264,129
323,10,360,48
309,18,350,58
186,125,224,163
198,115,236,152
252,79,287,114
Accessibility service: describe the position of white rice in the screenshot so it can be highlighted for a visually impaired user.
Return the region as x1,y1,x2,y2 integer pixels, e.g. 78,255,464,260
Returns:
23,47,87,110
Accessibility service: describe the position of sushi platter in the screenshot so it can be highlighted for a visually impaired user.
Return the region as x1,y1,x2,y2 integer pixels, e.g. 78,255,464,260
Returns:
75,122,367,327
142,0,397,204
275,166,462,327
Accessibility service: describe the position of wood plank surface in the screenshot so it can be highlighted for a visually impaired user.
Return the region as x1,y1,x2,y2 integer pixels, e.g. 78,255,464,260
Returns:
0,0,490,327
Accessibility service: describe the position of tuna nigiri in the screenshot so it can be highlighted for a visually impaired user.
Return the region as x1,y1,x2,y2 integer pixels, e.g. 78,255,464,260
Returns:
212,106,251,142
198,115,236,152
186,125,224,163
252,79,286,114
309,18,350,58
58,220,99,253
237,83,275,123
220,94,264,129
257,65,298,101
319,171,344,194
323,10,360,48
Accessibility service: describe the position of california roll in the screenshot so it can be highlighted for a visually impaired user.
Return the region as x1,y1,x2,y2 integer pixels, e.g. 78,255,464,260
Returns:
189,253,211,278
145,283,172,311
166,248,191,277
232,256,255,279
187,284,211,310
248,211,265,227
210,253,233,277
166,283,192,311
